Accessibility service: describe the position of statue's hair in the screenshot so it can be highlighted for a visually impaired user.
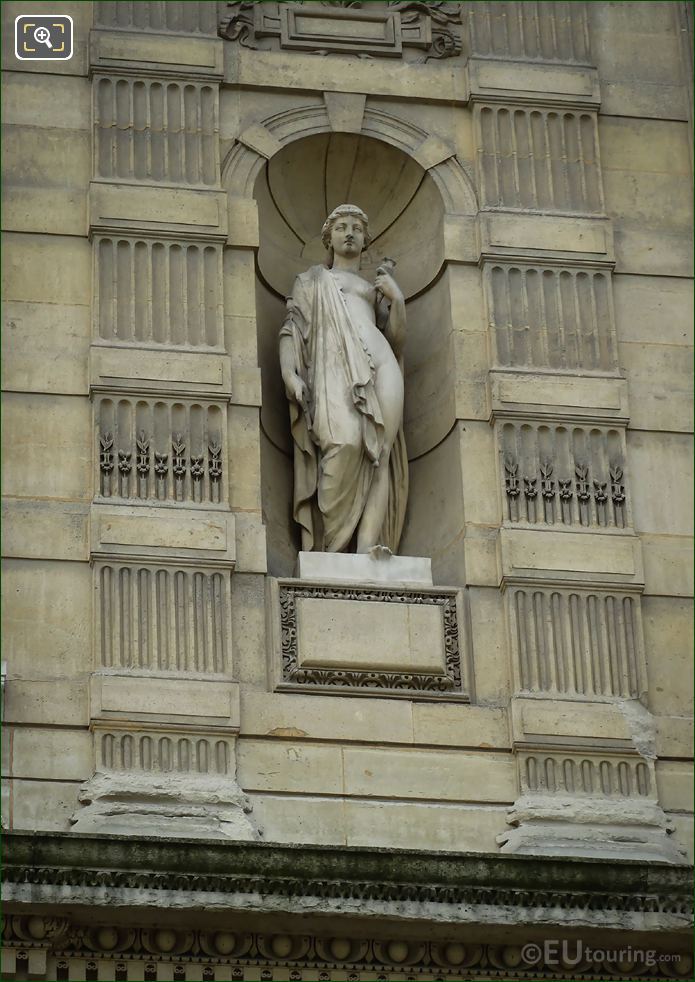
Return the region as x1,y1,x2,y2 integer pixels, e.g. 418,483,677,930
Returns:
321,204,371,251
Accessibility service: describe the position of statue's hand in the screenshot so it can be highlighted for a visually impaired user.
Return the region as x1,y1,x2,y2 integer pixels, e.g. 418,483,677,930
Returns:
374,271,403,304
285,373,308,412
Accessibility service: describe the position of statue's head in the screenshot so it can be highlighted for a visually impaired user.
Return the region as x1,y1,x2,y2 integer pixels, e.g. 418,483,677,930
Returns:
321,204,371,262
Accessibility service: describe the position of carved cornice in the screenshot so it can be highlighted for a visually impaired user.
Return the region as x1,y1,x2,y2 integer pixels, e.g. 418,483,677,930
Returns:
4,832,692,918
3,834,693,979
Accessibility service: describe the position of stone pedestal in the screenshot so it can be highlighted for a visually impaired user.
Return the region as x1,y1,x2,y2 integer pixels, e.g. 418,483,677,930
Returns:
296,550,433,586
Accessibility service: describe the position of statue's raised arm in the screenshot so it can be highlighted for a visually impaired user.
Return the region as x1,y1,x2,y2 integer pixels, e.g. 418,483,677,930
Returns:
279,204,408,555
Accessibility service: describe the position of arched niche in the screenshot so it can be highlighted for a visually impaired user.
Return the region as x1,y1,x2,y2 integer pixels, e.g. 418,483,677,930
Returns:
239,129,473,576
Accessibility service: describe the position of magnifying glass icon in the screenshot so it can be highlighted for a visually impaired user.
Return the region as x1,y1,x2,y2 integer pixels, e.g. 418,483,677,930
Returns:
33,26,53,49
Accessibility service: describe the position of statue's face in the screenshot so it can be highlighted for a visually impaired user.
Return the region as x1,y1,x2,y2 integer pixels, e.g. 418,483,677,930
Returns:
329,216,365,257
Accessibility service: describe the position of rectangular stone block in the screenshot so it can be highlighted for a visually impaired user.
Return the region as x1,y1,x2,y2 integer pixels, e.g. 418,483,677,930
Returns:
3,182,87,238
467,586,510,703
614,226,693,279
240,689,413,745
250,794,347,846
2,560,92,678
344,799,508,851
227,197,260,248
296,596,444,674
2,233,90,305
656,716,694,759
9,727,91,781
3,679,88,727
342,747,516,802
233,49,468,104
512,699,634,748
1,499,88,562
91,31,223,76
499,527,643,585
412,704,508,750
3,124,90,190
90,505,236,566
236,739,343,795
479,213,612,261
469,58,599,104
2,392,91,501
613,274,693,347
490,371,629,420
92,676,241,725
620,340,693,433
642,596,694,718
2,73,90,129
8,779,81,833
2,301,89,395
89,183,228,237
656,761,694,813
91,346,232,398
628,432,693,536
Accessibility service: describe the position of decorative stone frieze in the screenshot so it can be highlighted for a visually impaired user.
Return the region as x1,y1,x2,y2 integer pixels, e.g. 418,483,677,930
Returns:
475,104,604,214
95,562,232,673
219,1,464,63
96,726,236,775
519,749,652,798
485,262,617,372
499,420,628,528
506,584,646,700
95,396,226,503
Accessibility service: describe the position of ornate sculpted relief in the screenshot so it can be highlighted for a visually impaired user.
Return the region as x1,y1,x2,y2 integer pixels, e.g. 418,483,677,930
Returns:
219,1,463,62
278,583,465,695
499,422,628,529
96,397,225,504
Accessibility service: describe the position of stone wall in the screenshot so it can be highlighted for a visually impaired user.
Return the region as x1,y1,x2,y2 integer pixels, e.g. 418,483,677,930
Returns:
2,0,692,868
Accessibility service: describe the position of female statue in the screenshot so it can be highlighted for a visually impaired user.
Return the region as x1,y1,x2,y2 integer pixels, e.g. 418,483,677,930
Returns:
279,204,408,554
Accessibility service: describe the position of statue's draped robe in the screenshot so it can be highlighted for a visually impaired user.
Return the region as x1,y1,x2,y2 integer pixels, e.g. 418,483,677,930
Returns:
280,265,408,553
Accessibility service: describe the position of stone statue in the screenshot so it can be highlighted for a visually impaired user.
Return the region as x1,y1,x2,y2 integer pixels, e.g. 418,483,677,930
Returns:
279,204,408,554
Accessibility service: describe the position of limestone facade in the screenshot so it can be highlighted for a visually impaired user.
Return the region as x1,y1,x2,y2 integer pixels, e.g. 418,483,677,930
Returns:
2,2,693,979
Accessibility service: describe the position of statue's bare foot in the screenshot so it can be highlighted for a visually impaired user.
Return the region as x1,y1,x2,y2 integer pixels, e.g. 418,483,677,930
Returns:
368,544,392,561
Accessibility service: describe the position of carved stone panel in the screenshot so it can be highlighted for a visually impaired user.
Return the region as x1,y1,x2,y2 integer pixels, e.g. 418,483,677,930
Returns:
466,1,591,64
95,1,219,35
95,237,224,348
95,395,226,504
273,580,466,698
93,76,219,184
95,562,232,674
520,749,653,799
484,262,617,372
506,584,646,700
498,420,629,529
475,105,603,214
